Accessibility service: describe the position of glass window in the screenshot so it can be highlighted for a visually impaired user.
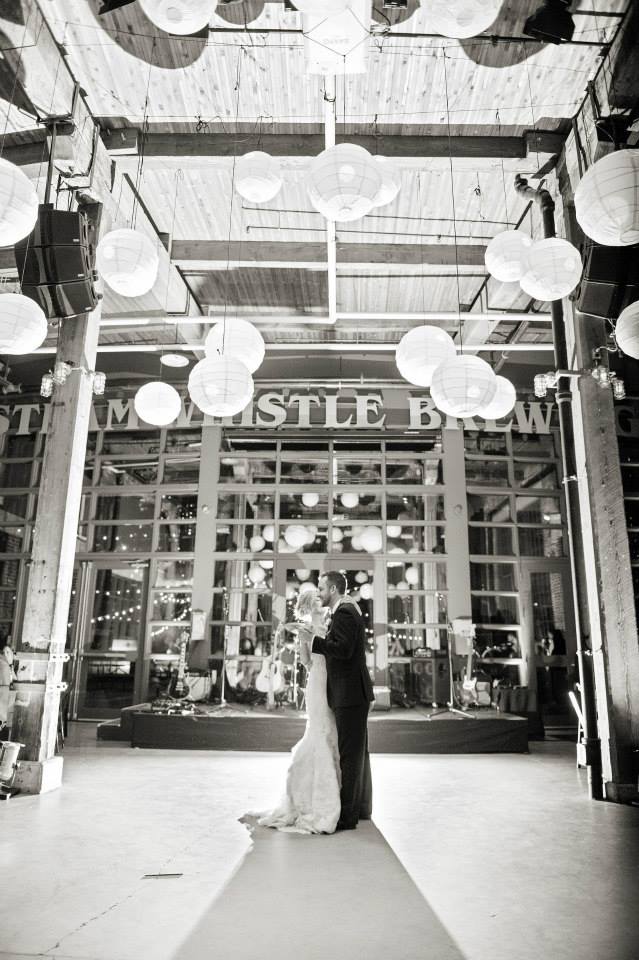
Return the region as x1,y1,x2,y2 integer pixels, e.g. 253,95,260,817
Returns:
387,626,447,655
471,594,519,624
467,494,512,523
513,460,560,489
162,457,199,484
470,562,517,592
279,492,329,521
464,433,508,456
153,559,194,589
332,492,382,520
151,590,192,622
159,494,197,521
469,526,515,556
0,494,29,522
212,589,272,623
101,432,160,456
0,558,20,586
474,629,520,658
280,457,329,484
157,524,196,553
278,525,328,554
0,434,39,458
622,466,639,493
518,527,565,557
165,429,202,452
511,433,557,457
86,567,145,652
98,460,159,485
93,524,153,552
465,459,509,486
209,623,273,658
215,522,278,553
149,623,190,655
386,494,445,522
387,593,447,624
334,457,382,485
95,494,155,521
386,525,446,554
0,461,33,487
219,456,277,484
515,496,561,525
624,499,639,528
386,561,447,591
530,571,567,653
386,458,441,485
0,590,15,619
217,492,275,521
0,527,25,552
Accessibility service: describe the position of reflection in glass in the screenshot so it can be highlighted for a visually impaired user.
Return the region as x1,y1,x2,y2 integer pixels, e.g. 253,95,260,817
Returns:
511,433,557,457
386,494,445,522
474,629,520,658
332,492,382,521
219,456,277,483
518,527,564,557
513,460,559,489
0,527,24,552
0,461,32,487
279,492,329,520
386,561,447,590
465,459,509,486
94,524,152,552
154,559,194,588
464,433,508,456
387,626,447,654
95,495,155,521
151,590,192,622
515,496,561,525
280,458,329,483
80,659,135,711
467,494,511,523
101,431,160,456
334,458,382,485
217,491,275,521
99,461,158,485
160,494,197,520
471,594,519,624
162,457,200,484
468,526,515,556
86,566,145,653
0,494,29,522
157,524,196,552
150,624,189,655
470,562,516,592
387,592,447,624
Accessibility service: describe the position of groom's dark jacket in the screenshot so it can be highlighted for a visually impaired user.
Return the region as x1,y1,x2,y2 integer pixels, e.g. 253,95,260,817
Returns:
312,600,375,709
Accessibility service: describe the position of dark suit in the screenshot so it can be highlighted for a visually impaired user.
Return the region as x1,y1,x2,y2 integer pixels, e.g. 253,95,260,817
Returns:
312,599,374,828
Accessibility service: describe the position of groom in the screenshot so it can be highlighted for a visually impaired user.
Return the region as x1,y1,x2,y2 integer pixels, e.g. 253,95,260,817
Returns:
301,571,374,831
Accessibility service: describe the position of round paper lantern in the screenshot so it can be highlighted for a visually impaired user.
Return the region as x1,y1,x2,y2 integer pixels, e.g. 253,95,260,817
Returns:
615,301,639,359
396,326,456,388
284,525,308,549
188,356,253,417
360,526,383,553
96,229,159,297
249,535,266,552
293,0,349,14
359,582,373,600
304,525,318,545
296,568,311,581
430,354,497,419
331,527,344,543
340,492,359,509
396,580,409,592
333,542,343,553
278,537,294,554
519,238,582,302
476,375,516,420
386,524,402,539
302,492,320,508
0,294,47,354
134,381,181,426
286,581,298,600
355,571,368,584
372,157,401,208
262,524,275,542
405,566,420,586
307,144,382,223
138,0,217,34
259,559,273,569
429,0,500,38
235,151,283,204
351,535,363,551
484,230,533,283
0,158,38,246
248,563,266,584
574,150,639,247
204,318,265,373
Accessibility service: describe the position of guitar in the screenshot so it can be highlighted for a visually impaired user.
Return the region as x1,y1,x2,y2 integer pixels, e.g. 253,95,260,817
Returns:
255,624,286,709
167,629,190,699
460,638,491,707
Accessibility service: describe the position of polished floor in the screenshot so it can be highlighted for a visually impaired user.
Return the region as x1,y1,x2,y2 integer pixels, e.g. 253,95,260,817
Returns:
1,724,638,960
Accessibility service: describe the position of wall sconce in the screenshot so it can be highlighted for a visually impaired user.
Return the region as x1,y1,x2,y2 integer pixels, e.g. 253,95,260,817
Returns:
40,362,106,398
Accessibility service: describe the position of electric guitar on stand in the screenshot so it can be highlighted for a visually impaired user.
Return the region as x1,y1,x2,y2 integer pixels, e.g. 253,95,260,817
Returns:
255,624,286,709
167,629,190,699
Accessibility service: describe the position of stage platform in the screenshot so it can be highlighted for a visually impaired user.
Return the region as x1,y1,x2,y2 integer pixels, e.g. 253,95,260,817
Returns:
97,702,530,754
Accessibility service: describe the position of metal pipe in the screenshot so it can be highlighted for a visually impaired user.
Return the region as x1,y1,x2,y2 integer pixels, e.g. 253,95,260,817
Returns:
514,173,603,800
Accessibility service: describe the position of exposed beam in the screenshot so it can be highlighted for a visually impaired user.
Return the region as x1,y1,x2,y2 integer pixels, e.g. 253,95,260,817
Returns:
97,311,549,328
34,342,554,355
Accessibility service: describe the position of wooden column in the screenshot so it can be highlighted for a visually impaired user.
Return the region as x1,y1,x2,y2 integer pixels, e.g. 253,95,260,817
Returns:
442,426,472,629
189,424,222,671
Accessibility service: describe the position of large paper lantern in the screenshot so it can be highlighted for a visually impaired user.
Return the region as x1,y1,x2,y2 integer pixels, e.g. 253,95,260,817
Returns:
188,356,253,417
359,582,373,600
360,526,383,553
396,325,456,387
249,535,266,552
0,159,38,246
307,144,382,223
405,566,420,586
574,150,639,247
284,525,309,549
476,375,517,420
296,568,311,581
262,524,275,542
302,492,320,508
0,294,47,354
429,0,500,38
331,527,344,543
372,157,401,208
484,230,533,283
293,0,349,11
134,381,181,426
340,492,359,509
519,238,582,302
615,301,639,359
204,318,265,373
138,0,217,34
96,229,159,297
430,354,497,419
248,564,266,584
386,524,402,539
235,152,282,204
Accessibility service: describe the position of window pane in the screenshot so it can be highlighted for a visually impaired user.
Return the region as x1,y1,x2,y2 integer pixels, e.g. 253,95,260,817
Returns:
153,559,194,589
470,562,517,592
386,494,445,522
511,433,557,457
464,433,508,456
95,495,155,521
212,589,272,623
334,458,382,484
471,594,519,624
99,460,159,485
465,459,509,486
530,571,567,653
217,492,275,521
157,524,196,553
165,429,201,452
386,561,447,590
387,627,447,655
519,527,565,557
219,456,277,484
387,525,446,554
162,457,199,484
0,527,25,552
159,494,197,520
279,493,329,521
513,461,560,489
280,458,329,483
0,558,20,586
386,458,440,485
0,590,15,619
1,434,39,458
622,466,639,493
0,494,29,522
469,526,515,556
467,494,512,522
151,590,192,622
475,629,520,657
515,496,561,525
149,624,190,655
332,492,382,520
86,567,145,652
0,461,32,487
387,593,447,624
93,524,153,552
101,432,160,456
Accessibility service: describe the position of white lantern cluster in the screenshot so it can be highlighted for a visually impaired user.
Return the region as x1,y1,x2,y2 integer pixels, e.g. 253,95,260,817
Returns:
485,231,582,303
429,0,500,38
306,144,384,223
205,318,265,373
235,152,283,204
484,230,532,283
188,355,254,417
96,229,159,298
138,0,218,34
248,564,266,585
574,150,639,247
134,381,182,426
0,158,39,246
615,301,639,360
396,325,456,387
0,294,47,354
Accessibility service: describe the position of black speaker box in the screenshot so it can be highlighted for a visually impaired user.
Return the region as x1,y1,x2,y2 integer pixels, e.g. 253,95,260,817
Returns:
21,279,99,319
16,243,94,285
577,244,639,320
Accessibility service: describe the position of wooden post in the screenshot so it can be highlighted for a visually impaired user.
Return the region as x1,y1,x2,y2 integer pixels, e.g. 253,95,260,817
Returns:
189,424,222,672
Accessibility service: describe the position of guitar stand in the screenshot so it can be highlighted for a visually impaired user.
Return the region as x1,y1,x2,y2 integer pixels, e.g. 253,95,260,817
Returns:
423,627,476,721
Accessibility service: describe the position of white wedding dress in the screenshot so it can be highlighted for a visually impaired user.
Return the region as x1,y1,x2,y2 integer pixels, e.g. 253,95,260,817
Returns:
257,652,341,834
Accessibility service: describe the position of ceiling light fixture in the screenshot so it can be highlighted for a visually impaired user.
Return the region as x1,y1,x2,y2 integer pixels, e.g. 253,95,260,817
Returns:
160,353,190,368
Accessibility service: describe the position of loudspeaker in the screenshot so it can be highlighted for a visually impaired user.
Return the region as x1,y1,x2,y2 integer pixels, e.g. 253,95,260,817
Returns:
576,244,639,321
410,657,450,704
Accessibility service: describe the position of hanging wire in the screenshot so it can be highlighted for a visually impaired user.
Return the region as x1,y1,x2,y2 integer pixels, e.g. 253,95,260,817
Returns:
496,108,511,229
222,46,245,356
442,48,463,352
160,167,184,378
131,42,155,229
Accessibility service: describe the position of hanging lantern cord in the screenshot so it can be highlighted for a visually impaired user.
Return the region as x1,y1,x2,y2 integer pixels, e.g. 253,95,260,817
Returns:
442,49,463,352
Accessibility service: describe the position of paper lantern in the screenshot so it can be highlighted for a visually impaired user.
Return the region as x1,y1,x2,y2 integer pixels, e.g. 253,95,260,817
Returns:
359,582,373,600
484,230,533,283
284,525,308,549
429,0,500,38
161,353,189,368
307,144,382,223
304,525,318,545
286,581,298,600
302,492,320,508
396,580,409,592
360,526,383,553
188,356,253,417
235,151,283,204
351,535,363,551
249,535,266,552
476,375,517,420
396,326,456,388
96,229,159,297
355,571,368,584
259,559,273,569
204,318,265,373
574,150,639,247
0,158,39,246
405,566,420,586
372,157,401,208
0,294,47,354
138,0,217,33
262,524,275,542
340,492,359,509
331,527,344,543
519,238,582,302
615,301,639,359
293,0,349,12
248,564,266,584
296,568,311,581
430,354,497,419
134,381,181,426
278,538,295,554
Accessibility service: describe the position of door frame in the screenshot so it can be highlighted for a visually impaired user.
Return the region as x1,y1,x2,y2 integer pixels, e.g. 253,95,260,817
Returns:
518,558,576,693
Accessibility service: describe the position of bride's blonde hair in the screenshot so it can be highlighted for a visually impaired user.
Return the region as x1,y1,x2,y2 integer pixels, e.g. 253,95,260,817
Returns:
294,586,319,621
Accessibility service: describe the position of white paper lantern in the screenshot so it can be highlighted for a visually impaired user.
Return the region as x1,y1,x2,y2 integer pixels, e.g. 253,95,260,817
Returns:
430,354,497,419
372,157,401,208
396,326,456,388
284,524,308,549
396,580,409,592
262,524,275,542
484,230,533,283
248,563,266,584
302,492,320,508
305,525,318,545
307,144,382,223
331,527,344,543
476,375,517,421
96,229,159,297
0,159,39,246
386,524,402,539
296,568,311,581
259,559,274,569
574,150,639,247
286,580,298,600
134,381,181,426
278,537,294,554
359,582,373,600
293,0,349,12
249,535,266,552
429,0,500,38
188,356,253,417
351,535,363,551
615,301,639,359
405,566,420,586
235,151,283,204
519,238,582,302
360,526,383,553
355,570,368,584
333,542,343,553
138,0,217,34
204,318,265,373
340,492,359,509
0,294,47,354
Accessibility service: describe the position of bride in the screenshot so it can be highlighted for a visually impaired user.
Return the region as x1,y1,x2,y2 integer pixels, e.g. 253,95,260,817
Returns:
257,587,341,834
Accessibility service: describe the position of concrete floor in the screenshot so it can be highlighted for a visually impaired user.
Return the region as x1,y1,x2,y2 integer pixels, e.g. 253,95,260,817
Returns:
1,724,638,960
